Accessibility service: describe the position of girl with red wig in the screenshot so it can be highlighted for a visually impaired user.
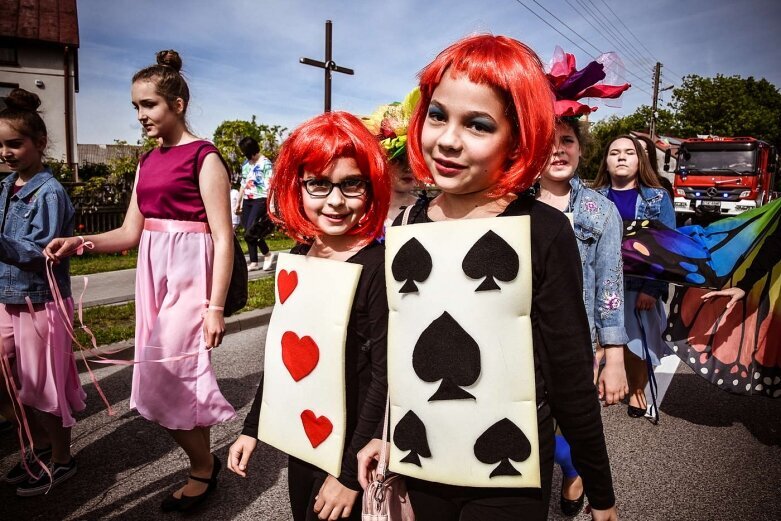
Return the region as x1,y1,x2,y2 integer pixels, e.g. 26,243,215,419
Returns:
228,111,391,521
357,34,617,520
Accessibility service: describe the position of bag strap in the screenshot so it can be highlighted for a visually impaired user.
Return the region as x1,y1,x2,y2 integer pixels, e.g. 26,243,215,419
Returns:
192,143,232,181
376,203,414,476
400,204,415,226
377,393,391,478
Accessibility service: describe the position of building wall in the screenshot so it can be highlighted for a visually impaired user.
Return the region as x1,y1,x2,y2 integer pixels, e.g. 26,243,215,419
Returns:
0,40,77,165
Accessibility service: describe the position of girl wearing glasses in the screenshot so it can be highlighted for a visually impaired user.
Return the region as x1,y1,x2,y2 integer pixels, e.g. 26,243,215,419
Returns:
227,111,391,521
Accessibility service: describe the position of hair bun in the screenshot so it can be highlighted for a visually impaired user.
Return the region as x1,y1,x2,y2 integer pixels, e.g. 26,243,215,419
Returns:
4,88,41,112
156,49,183,72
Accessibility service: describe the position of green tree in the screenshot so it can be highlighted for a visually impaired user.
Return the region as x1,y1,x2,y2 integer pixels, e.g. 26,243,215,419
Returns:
669,74,781,146
212,117,287,179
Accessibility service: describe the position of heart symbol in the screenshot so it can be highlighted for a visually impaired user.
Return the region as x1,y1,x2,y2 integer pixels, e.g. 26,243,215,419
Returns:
281,331,319,381
301,409,333,448
278,269,298,304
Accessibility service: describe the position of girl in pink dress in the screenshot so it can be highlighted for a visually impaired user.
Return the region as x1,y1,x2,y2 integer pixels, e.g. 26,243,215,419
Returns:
46,50,235,512
0,88,86,496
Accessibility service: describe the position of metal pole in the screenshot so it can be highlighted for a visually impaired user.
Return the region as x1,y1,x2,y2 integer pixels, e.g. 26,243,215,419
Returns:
650,62,661,141
324,20,332,112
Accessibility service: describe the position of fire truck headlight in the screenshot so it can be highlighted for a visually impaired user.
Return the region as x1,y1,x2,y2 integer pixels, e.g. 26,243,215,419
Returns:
675,188,685,196
739,191,750,198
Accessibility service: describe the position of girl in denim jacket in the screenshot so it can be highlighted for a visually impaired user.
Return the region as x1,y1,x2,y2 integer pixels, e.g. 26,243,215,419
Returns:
593,135,675,419
0,89,84,496
538,118,629,516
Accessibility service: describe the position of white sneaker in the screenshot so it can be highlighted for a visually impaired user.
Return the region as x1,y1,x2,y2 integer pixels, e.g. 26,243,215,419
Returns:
247,262,260,271
261,253,275,271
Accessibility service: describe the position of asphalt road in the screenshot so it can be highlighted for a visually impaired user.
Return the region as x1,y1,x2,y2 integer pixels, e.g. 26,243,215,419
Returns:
1,324,779,521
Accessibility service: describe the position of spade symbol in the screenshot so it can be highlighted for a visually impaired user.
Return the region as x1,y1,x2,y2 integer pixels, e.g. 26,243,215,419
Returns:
473,418,531,478
392,238,432,293
462,231,519,291
393,410,431,467
413,312,480,401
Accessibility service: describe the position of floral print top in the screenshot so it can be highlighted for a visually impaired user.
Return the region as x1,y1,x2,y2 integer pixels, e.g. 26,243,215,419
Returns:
241,155,273,200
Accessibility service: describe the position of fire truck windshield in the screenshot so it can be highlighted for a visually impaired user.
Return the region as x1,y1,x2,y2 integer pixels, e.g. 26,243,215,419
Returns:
679,149,756,174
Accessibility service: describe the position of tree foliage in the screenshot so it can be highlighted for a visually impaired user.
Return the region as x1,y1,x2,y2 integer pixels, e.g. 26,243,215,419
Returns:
212,116,287,180
670,74,781,147
579,74,781,178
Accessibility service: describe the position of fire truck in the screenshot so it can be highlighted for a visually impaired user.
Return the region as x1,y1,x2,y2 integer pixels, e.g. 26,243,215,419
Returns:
671,137,779,225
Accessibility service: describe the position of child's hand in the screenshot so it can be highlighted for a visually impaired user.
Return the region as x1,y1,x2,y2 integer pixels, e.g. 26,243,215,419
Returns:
357,438,386,489
313,475,359,520
598,347,628,406
701,287,745,309
44,237,81,263
203,309,225,349
591,505,619,520
227,434,257,477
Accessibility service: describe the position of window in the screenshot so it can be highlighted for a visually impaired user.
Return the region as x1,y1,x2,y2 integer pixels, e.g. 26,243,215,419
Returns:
0,83,19,110
0,45,18,66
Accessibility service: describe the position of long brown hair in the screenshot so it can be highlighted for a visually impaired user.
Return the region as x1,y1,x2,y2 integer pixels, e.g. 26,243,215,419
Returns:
593,134,661,189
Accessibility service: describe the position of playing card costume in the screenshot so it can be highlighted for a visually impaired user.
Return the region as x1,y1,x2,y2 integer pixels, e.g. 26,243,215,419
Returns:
385,215,539,488
242,242,388,493
258,252,362,476
390,197,615,512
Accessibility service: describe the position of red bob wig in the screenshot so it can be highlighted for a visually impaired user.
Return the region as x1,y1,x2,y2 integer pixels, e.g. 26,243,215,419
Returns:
268,111,390,244
407,34,555,197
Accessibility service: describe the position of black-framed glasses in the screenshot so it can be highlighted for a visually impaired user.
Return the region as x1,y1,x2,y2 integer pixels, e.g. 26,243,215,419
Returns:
302,178,369,198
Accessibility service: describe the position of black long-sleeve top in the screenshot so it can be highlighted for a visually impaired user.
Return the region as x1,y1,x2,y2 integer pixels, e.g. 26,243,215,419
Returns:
736,212,781,292
243,241,388,491
396,194,616,510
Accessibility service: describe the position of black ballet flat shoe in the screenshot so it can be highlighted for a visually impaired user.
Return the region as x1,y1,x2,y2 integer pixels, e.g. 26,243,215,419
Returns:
160,454,222,512
560,486,585,517
627,405,647,418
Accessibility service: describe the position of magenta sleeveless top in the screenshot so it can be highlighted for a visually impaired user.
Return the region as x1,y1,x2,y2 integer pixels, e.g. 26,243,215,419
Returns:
136,140,220,223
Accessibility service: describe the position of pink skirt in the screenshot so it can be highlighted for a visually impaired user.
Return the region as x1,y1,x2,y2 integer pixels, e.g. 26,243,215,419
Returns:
131,218,236,430
0,299,86,428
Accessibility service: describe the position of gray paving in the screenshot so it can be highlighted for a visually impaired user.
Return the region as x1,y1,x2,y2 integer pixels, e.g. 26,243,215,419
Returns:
1,321,779,520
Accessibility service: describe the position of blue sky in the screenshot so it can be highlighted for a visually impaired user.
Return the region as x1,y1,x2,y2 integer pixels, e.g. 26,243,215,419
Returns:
75,0,781,144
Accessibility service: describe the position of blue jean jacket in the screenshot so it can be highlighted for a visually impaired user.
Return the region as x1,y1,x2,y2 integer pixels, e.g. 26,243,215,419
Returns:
568,177,628,347
595,184,676,299
0,169,73,304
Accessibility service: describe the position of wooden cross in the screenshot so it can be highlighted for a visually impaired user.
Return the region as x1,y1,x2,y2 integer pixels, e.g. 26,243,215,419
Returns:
300,20,354,112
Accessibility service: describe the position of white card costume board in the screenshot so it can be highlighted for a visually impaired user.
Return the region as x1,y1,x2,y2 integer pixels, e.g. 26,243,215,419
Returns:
259,252,362,477
384,216,539,488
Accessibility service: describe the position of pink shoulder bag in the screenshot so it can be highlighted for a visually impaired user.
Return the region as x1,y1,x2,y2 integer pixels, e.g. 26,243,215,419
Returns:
361,395,415,521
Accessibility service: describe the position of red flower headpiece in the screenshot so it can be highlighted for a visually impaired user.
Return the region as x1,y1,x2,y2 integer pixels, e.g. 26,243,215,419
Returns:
546,46,631,117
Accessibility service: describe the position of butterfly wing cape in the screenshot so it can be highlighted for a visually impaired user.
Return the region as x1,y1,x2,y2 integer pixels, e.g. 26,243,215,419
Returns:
621,200,781,397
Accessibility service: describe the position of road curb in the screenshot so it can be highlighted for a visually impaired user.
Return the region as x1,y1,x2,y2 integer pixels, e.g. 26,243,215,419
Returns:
77,306,273,362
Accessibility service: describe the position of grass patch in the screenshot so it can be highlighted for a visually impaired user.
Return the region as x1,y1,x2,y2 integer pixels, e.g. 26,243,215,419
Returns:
246,276,276,310
68,230,295,276
75,302,136,348
75,275,277,348
70,250,138,276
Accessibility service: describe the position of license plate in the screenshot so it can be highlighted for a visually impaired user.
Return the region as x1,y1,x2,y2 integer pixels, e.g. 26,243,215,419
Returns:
701,200,721,207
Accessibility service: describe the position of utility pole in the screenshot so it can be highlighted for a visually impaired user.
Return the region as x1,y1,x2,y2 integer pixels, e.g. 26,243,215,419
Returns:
300,20,355,112
650,62,661,142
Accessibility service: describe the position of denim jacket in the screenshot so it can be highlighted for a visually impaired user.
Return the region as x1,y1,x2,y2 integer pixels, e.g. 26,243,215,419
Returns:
595,183,675,299
0,169,73,304
567,177,628,347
